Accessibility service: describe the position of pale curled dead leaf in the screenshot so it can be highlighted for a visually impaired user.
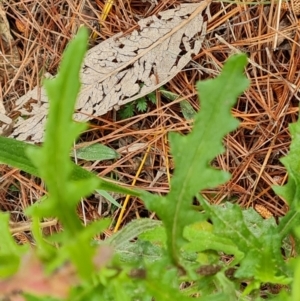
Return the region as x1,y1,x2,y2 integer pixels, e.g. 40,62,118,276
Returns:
117,142,148,154
0,252,77,299
0,246,113,300
9,1,211,143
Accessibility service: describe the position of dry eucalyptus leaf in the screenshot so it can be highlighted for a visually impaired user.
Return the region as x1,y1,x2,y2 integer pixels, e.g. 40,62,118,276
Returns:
10,1,211,143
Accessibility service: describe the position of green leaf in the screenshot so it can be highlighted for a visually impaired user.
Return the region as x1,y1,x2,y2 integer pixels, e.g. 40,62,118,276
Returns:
0,136,41,177
106,219,164,264
24,27,96,279
200,201,291,294
180,100,197,120
273,110,300,239
0,213,27,277
147,91,157,104
273,119,300,208
214,272,237,299
17,28,126,280
136,98,148,112
72,143,120,161
23,293,60,301
119,103,134,119
272,100,300,240
30,216,57,262
95,189,122,208
159,88,197,120
113,239,164,264
160,88,179,101
183,220,244,267
107,219,162,249
144,54,249,265
292,227,300,301
63,219,111,277
242,207,277,238
139,223,167,247
0,136,143,199
144,263,195,301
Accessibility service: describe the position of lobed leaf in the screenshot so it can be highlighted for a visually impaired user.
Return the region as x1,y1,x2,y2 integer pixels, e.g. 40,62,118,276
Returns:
273,119,300,239
144,54,249,265
200,200,291,293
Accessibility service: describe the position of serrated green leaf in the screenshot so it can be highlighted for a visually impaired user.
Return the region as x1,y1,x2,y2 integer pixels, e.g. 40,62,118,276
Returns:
147,91,157,104
144,54,249,265
273,120,300,208
200,200,291,293
242,207,277,238
72,143,120,161
136,98,148,112
273,113,300,239
24,27,98,279
272,103,300,241
183,220,244,266
18,28,124,280
119,103,135,119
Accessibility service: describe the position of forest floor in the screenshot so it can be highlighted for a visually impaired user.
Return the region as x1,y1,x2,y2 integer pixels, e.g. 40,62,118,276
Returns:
0,0,299,240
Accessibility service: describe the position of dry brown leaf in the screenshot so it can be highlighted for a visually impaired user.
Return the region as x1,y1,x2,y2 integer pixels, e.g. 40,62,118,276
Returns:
9,1,211,142
0,246,112,300
0,252,77,299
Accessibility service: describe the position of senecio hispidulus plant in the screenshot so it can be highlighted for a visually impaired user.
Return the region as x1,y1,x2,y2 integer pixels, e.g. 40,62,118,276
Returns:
0,27,300,301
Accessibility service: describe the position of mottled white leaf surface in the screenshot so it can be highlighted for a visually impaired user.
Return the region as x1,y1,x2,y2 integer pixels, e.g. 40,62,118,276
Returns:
9,1,211,142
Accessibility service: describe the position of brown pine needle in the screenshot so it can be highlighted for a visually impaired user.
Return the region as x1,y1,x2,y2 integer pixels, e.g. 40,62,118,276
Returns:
91,0,115,40
113,144,152,233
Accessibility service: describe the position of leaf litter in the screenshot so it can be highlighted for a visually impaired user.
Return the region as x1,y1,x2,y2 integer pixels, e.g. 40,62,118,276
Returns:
8,1,211,142
0,0,299,263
